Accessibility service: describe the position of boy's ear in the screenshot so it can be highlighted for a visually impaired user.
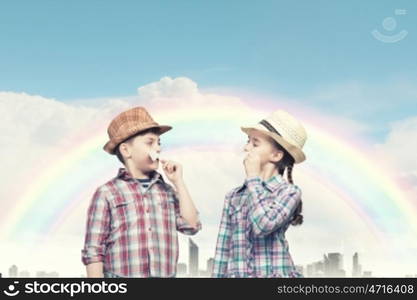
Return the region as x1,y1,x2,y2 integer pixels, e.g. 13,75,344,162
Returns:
119,142,132,160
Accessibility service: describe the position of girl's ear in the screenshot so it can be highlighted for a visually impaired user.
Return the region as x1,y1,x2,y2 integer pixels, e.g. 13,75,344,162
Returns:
270,150,283,163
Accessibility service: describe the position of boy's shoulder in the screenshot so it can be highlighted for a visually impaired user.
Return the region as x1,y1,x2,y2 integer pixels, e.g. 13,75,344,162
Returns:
94,171,175,195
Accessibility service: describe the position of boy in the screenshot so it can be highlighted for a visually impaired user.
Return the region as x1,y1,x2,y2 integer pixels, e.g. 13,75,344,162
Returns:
82,106,201,278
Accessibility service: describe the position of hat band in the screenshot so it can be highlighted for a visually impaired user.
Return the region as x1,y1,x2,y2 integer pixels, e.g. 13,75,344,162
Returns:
259,119,282,137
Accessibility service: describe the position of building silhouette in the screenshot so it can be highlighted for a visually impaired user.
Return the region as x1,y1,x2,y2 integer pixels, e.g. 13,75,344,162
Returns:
189,238,199,277
9,265,18,277
352,252,362,277
363,271,372,277
207,258,214,275
36,271,59,278
177,263,187,277
295,265,304,275
324,253,345,277
19,270,30,277
306,260,325,277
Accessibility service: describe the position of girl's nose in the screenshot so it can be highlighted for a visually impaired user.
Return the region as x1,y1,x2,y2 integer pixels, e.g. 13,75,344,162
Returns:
243,143,251,152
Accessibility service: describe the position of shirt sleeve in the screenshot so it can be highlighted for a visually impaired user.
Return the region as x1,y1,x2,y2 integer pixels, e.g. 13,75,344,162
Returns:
246,176,301,237
171,189,202,236
212,193,232,278
81,187,111,265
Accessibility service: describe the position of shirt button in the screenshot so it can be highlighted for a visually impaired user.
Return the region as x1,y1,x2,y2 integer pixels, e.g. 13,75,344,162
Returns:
146,209,150,213
148,227,152,232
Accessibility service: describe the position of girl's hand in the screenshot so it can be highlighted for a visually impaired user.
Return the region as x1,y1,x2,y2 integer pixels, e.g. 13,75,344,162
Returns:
243,152,261,178
161,160,183,184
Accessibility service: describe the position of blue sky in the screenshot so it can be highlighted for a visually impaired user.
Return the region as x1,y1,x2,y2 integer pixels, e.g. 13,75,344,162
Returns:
1,0,416,137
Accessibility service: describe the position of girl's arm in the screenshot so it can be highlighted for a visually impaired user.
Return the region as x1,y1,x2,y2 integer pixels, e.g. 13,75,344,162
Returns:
212,194,232,277
246,177,301,236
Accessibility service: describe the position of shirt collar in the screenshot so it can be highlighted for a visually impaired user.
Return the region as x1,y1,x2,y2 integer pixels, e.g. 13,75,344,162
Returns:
263,173,285,192
236,173,285,193
116,168,165,184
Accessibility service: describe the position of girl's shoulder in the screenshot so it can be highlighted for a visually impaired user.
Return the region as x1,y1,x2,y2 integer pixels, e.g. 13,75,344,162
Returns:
278,181,302,198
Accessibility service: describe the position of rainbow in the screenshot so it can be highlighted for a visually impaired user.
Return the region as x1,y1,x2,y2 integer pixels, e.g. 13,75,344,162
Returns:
1,96,416,256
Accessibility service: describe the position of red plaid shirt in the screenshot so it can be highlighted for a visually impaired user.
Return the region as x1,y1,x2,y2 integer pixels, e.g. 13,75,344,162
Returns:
82,168,201,277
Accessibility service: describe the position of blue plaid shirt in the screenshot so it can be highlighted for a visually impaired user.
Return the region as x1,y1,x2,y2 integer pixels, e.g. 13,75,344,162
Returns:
212,174,303,278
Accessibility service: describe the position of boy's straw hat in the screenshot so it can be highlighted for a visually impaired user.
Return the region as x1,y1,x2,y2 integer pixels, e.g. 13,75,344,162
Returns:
103,106,172,154
241,109,307,164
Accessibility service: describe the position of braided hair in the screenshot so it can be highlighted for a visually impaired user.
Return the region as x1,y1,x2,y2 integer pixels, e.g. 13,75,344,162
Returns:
272,140,303,226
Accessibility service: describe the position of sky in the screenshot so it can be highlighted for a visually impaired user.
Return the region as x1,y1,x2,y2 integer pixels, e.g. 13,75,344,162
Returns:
0,1,416,277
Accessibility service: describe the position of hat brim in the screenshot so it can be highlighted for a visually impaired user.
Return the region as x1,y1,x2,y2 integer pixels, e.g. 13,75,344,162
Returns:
241,125,306,164
104,125,172,155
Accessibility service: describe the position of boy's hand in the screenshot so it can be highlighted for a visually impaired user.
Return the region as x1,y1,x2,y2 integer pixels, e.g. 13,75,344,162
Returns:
244,152,261,178
161,160,183,184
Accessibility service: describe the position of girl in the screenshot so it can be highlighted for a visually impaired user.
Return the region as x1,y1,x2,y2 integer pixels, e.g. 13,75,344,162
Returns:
212,109,307,278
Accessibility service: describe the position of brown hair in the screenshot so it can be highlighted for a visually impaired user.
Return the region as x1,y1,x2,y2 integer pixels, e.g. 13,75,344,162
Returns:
114,128,161,164
272,139,303,226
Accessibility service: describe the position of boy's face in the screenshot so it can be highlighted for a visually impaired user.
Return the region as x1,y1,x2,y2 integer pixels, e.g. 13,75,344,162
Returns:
121,132,161,173
244,130,283,166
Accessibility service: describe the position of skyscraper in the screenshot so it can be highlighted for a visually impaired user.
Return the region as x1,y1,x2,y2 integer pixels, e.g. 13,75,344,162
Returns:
189,238,199,277
9,265,18,277
206,258,214,275
352,252,362,277
324,253,345,277
177,263,187,277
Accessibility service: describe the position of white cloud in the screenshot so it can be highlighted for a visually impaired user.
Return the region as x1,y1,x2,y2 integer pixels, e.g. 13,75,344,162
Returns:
138,76,199,99
375,116,417,173
308,79,417,125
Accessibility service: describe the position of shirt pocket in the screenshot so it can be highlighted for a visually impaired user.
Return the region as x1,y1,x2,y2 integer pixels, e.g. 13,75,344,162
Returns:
228,200,247,225
108,195,138,232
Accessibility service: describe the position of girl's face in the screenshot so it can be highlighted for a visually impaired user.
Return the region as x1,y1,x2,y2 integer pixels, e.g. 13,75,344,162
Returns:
244,130,283,166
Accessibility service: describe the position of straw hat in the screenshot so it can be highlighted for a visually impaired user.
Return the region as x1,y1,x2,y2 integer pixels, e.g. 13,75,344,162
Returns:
103,106,172,154
241,110,307,163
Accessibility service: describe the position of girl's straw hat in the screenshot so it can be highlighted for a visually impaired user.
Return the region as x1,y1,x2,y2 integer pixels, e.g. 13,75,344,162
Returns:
103,106,172,154
241,109,307,163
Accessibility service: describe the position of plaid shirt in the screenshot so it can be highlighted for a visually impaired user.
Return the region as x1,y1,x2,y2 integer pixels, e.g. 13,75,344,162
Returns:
212,175,303,278
82,168,201,277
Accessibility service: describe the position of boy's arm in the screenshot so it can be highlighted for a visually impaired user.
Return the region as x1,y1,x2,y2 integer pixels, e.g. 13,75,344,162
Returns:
86,262,104,278
81,187,111,277
161,160,201,234
173,179,200,230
